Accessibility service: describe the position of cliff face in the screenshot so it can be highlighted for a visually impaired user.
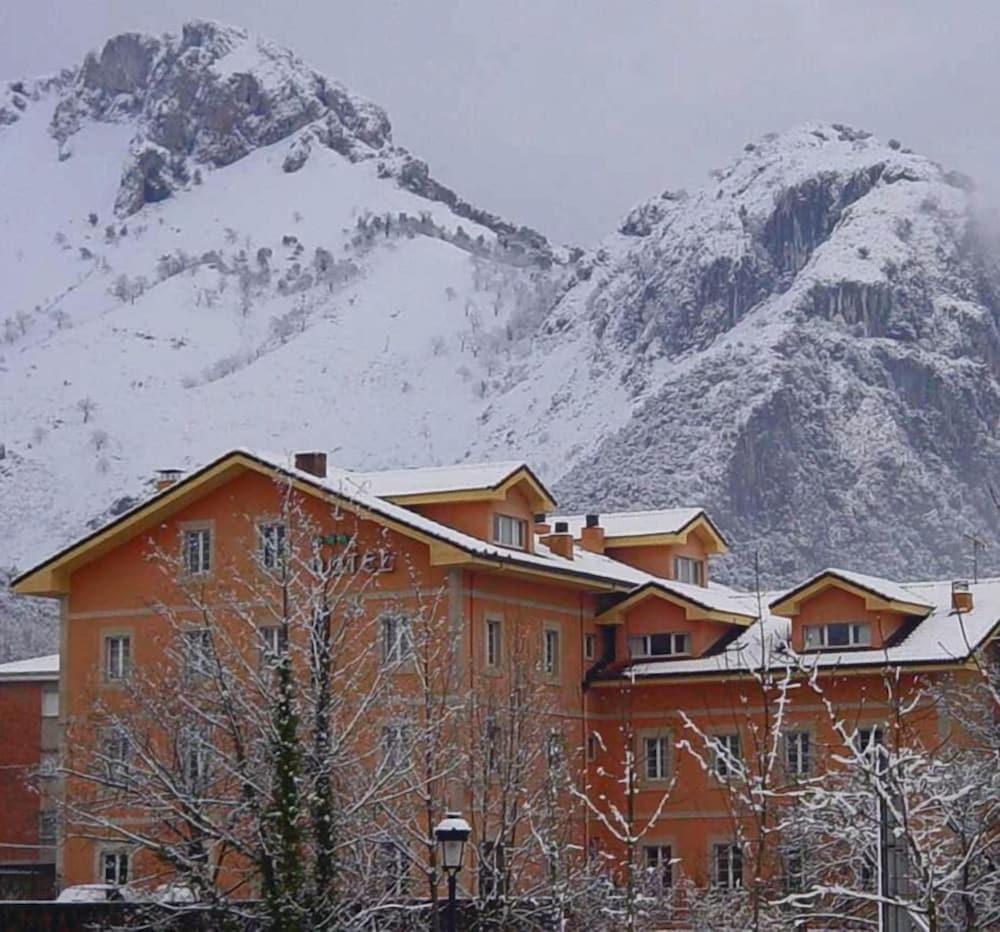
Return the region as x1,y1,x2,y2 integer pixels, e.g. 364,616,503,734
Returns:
495,124,1000,585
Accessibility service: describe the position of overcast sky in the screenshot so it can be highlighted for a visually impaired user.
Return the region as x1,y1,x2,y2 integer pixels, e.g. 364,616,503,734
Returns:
3,1,998,244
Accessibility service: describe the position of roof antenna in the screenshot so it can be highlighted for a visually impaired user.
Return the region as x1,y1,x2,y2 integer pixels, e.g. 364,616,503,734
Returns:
963,532,988,584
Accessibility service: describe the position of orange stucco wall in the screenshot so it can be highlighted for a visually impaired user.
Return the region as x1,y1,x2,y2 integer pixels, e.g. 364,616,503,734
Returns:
605,534,709,583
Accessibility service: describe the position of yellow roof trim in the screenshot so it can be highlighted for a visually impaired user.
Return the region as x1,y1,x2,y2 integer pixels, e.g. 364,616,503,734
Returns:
384,466,557,513
601,516,728,555
597,585,755,627
770,575,932,618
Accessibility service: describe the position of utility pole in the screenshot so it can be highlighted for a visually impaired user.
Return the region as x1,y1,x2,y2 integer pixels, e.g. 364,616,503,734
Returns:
963,532,987,584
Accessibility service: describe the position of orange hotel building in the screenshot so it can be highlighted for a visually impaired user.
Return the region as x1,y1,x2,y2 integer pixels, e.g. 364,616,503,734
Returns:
10,448,1000,898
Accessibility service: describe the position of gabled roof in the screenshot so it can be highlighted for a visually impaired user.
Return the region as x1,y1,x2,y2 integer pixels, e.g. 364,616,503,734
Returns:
331,460,556,512
0,652,59,682
552,508,728,554
770,567,935,617
612,577,1000,681
12,449,641,597
596,580,757,627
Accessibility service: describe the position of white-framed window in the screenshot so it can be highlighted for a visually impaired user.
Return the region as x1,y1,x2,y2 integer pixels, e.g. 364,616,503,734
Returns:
258,624,288,667
101,849,130,886
101,727,130,784
628,633,691,659
674,556,705,587
485,618,502,669
643,735,670,781
803,622,871,649
492,513,527,550
542,626,560,677
381,614,412,665
257,522,287,571
377,839,411,896
584,633,596,661
785,731,811,777
713,843,743,889
479,839,507,899
182,628,214,679
180,728,211,791
784,847,807,893
183,527,212,575
41,688,59,718
38,751,59,777
380,723,410,772
104,635,131,681
643,844,673,888
38,810,58,844
713,733,741,778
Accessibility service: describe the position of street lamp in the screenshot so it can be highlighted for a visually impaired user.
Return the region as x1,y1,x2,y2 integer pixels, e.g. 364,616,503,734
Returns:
434,811,471,932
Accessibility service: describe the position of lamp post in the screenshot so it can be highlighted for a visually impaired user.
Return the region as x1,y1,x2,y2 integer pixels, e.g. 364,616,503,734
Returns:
434,811,471,932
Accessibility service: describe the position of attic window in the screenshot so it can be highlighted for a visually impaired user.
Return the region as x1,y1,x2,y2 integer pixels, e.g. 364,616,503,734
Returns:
629,633,691,659
674,556,705,587
492,514,526,550
804,622,871,650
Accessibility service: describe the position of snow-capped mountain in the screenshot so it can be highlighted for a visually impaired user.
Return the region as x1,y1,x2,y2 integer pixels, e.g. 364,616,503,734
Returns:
2,23,999,658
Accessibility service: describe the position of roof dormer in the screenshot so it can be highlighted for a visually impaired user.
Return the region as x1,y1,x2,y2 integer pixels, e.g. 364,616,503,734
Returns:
551,508,727,583
770,568,934,653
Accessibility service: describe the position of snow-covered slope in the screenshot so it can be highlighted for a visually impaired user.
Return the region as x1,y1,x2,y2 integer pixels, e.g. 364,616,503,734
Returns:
476,123,1000,584
3,25,1000,660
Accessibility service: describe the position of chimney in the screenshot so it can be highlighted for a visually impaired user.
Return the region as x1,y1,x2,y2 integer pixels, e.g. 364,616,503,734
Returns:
952,579,973,613
155,468,183,492
294,451,328,478
581,513,605,553
533,512,551,536
543,520,574,560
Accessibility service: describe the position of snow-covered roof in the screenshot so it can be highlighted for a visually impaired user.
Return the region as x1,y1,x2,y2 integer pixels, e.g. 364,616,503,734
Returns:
628,577,1000,678
329,460,531,499
0,652,59,682
552,508,708,540
770,566,935,613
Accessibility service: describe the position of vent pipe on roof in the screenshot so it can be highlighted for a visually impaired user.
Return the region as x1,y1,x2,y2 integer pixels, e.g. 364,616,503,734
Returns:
155,468,184,492
543,520,574,560
294,452,328,479
581,513,605,554
952,579,973,613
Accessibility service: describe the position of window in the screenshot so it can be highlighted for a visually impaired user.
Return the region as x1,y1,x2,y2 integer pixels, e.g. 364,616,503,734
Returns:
628,633,691,659
587,733,599,761
643,844,673,888
38,752,59,777
492,514,527,549
183,527,211,575
543,626,560,677
180,729,210,792
713,843,743,889
784,848,806,893
546,730,565,770
644,735,670,781
377,839,411,896
785,731,811,777
380,723,410,772
485,618,502,669
803,622,871,649
381,614,412,665
674,556,705,587
101,727,129,784
257,522,286,570
853,726,886,768
584,633,596,661
104,635,131,681
41,688,59,718
259,624,288,666
713,733,741,779
38,811,57,845
479,840,507,899
101,850,130,886
183,628,214,679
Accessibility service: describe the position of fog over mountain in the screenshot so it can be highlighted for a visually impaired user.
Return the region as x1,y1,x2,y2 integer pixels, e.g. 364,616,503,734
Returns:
2,21,998,659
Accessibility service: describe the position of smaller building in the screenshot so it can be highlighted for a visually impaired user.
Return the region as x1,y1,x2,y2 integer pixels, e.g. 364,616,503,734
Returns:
0,653,60,899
